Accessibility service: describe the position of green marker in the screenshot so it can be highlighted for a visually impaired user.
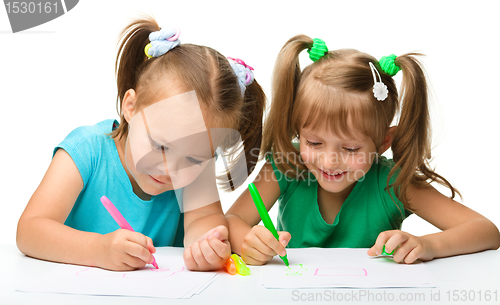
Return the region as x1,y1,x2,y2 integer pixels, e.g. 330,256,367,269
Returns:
248,182,289,266
382,245,395,256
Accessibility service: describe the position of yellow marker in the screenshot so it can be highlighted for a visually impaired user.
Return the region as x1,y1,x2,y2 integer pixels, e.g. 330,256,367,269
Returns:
231,254,250,276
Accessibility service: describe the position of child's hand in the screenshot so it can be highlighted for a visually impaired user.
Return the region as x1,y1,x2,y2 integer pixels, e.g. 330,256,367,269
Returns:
183,225,231,271
96,229,156,271
367,230,435,264
241,225,291,265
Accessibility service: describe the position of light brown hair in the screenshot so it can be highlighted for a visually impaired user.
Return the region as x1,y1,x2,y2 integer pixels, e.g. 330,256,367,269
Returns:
264,34,459,210
112,15,266,189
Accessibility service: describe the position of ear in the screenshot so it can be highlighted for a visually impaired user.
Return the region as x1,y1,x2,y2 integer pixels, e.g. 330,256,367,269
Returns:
122,89,137,123
379,126,396,155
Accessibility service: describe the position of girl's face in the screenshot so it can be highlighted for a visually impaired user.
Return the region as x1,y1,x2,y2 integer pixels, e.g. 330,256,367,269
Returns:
123,88,214,197
299,126,378,194
124,123,212,197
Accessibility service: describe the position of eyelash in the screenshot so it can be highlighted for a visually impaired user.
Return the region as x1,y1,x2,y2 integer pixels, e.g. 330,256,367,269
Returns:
150,139,203,165
305,140,360,153
305,140,321,147
344,147,360,154
150,139,165,152
186,156,203,165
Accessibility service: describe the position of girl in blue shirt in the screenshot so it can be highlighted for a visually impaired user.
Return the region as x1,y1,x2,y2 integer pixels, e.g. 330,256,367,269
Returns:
17,15,265,271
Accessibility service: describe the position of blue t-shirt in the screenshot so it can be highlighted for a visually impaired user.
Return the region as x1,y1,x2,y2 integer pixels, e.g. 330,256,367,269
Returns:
54,119,184,247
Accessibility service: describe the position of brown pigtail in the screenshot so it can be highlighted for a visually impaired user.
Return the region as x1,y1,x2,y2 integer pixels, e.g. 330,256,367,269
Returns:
240,80,266,175
112,16,160,140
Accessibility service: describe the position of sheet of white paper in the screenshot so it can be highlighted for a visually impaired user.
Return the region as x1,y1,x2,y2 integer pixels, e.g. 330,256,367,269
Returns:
261,248,436,288
17,255,219,299
185,272,222,298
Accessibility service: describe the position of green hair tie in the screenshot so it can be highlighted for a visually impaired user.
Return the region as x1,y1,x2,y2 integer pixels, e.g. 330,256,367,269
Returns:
379,54,400,76
308,38,328,62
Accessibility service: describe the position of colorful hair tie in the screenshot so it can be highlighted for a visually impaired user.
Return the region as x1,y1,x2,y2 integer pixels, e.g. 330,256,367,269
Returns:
379,54,400,76
228,57,255,96
307,38,328,62
369,62,388,101
144,27,181,59
227,57,254,71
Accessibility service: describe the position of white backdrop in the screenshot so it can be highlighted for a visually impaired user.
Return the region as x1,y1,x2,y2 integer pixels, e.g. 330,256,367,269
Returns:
0,0,499,245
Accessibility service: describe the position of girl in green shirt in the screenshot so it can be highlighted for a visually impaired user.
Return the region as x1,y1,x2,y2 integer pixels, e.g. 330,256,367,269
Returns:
226,35,500,265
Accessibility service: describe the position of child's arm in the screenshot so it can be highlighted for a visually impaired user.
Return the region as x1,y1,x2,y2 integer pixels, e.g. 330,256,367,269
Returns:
17,149,156,271
368,183,500,263
182,201,231,271
225,162,290,265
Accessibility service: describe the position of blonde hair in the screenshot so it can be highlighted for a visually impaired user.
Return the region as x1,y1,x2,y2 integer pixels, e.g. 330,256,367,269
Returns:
263,34,459,210
112,15,266,189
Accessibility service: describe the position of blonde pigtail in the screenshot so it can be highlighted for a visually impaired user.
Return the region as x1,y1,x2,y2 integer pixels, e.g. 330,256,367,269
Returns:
263,35,314,176
390,53,461,209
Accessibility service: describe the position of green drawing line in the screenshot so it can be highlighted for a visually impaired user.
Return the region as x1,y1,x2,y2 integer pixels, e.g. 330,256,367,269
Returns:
285,263,307,276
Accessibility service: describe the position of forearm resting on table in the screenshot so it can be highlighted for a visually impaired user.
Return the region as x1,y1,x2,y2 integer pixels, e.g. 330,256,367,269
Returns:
17,216,101,267
225,213,252,255
423,217,500,259
183,212,229,247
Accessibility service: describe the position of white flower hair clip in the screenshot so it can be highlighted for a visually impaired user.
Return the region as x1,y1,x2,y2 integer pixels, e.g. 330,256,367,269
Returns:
369,62,388,101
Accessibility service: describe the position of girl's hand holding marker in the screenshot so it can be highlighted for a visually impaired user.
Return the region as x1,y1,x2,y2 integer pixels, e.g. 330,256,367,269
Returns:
245,183,289,266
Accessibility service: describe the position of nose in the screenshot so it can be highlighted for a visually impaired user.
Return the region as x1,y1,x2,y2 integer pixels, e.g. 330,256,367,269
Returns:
157,150,177,176
318,151,340,171
137,150,171,176
135,150,166,176
155,160,168,175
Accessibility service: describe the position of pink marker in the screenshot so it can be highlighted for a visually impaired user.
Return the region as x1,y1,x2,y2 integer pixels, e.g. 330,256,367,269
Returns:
100,195,159,269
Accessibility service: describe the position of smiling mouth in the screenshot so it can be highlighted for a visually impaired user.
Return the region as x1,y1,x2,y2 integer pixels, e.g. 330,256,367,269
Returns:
320,169,348,180
321,169,345,176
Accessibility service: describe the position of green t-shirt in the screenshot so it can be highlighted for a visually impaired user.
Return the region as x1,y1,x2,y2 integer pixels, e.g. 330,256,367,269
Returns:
269,154,410,248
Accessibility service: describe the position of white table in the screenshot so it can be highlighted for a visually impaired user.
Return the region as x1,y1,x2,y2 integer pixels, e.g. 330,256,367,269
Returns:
1,245,499,305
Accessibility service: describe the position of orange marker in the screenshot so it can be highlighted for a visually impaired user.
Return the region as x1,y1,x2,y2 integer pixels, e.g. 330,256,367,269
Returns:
224,257,237,275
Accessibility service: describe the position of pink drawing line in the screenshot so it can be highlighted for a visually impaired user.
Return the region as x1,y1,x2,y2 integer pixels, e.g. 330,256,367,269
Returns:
123,267,185,279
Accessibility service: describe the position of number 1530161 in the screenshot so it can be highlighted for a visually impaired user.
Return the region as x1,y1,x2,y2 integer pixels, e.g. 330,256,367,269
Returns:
5,1,58,14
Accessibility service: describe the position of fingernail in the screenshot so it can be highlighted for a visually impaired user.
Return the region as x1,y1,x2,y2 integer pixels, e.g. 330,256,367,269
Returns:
280,249,287,256
213,231,221,239
282,239,288,247
208,234,213,240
